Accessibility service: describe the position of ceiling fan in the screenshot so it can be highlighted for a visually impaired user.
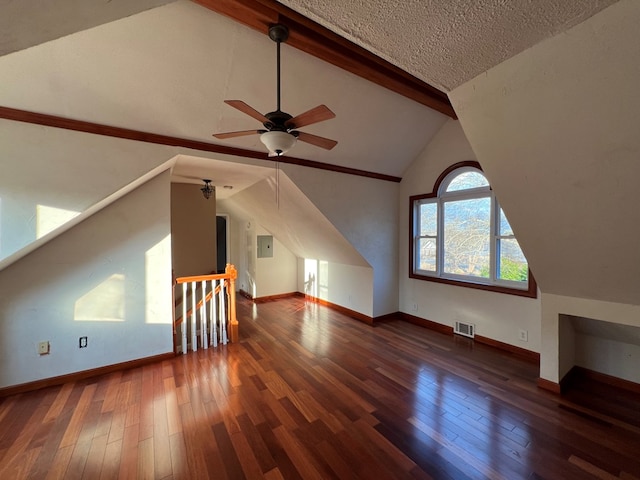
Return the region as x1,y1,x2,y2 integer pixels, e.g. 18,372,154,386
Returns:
213,24,338,157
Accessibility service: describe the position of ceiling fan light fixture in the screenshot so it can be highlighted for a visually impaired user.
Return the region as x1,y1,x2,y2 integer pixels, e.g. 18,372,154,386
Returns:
260,130,296,157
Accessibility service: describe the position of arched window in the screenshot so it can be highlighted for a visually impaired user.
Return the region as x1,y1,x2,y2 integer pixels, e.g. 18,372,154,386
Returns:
410,162,536,297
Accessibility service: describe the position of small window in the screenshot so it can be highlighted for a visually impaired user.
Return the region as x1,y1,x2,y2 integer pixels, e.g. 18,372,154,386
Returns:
410,162,536,297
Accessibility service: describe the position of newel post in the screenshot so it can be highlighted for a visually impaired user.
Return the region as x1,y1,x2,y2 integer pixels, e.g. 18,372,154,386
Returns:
226,264,239,342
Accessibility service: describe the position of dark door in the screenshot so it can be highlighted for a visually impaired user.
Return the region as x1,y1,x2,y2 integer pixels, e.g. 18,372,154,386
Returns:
216,215,227,274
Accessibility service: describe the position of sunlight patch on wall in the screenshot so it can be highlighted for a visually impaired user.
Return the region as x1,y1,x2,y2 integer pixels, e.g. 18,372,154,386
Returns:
74,274,125,322
250,275,257,299
304,258,318,298
319,260,329,300
145,234,172,324
37,204,79,238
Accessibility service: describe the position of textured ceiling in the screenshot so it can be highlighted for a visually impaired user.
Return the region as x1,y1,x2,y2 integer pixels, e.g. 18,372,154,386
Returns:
278,0,620,91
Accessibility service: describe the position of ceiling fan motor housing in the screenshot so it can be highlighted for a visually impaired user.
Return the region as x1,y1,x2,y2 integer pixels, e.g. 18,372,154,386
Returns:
264,110,294,131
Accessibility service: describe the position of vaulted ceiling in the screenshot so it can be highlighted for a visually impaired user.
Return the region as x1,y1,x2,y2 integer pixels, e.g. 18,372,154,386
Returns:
0,0,618,180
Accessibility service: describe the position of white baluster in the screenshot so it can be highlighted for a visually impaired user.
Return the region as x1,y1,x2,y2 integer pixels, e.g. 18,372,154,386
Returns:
181,282,187,355
211,280,218,347
191,281,197,352
201,280,208,349
220,281,228,345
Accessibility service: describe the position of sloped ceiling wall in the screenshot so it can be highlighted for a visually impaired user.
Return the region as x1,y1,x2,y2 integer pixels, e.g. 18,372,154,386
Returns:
449,0,640,304
222,172,370,268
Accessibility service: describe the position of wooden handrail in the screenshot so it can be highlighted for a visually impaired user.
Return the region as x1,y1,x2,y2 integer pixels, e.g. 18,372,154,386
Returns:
175,271,234,284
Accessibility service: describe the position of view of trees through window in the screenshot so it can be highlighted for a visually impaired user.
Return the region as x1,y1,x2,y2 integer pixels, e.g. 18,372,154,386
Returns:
443,197,491,278
413,166,530,291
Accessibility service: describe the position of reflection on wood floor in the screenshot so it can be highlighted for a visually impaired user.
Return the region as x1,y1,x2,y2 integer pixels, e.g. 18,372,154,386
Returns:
1,296,639,479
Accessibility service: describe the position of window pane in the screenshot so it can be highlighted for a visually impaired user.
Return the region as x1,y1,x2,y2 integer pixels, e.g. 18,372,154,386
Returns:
499,208,513,236
497,238,528,282
443,198,490,278
446,171,489,192
419,202,437,236
417,238,437,271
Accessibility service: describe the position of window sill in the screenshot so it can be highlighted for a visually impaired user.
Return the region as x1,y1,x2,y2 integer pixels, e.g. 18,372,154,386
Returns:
409,271,538,298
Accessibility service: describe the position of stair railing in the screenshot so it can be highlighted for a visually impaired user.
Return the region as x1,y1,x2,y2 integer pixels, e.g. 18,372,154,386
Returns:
174,264,238,354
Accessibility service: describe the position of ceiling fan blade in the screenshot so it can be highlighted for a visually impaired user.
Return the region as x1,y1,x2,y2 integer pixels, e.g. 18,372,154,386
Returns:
296,131,338,150
285,105,335,129
213,129,262,139
224,100,269,124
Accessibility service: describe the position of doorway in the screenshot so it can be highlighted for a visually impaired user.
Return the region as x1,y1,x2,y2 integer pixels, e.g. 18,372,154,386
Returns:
216,214,229,273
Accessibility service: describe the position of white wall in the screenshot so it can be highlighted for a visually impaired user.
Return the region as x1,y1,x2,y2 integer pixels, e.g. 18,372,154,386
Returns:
255,226,298,298
0,171,173,388
575,335,640,385
224,210,253,296
297,258,373,316
399,119,542,351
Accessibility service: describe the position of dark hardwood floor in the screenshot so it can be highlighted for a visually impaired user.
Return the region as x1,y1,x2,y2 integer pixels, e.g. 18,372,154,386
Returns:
1,296,639,479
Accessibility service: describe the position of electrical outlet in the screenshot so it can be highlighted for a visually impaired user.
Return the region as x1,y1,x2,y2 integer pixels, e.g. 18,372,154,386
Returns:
38,341,50,355
412,303,418,311
79,336,88,348
518,329,528,342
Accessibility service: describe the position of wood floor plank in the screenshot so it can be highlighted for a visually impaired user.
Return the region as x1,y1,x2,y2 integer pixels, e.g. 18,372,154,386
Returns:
153,393,173,479
229,428,265,479
0,402,49,476
2,446,41,480
99,438,122,480
44,444,74,480
82,433,108,480
117,424,139,480
59,384,97,449
163,377,182,436
63,440,92,480
44,383,74,422
168,432,191,479
137,437,154,480
100,372,123,414
272,424,325,480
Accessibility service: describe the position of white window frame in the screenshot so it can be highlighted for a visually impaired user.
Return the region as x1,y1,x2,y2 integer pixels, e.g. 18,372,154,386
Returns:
410,163,536,297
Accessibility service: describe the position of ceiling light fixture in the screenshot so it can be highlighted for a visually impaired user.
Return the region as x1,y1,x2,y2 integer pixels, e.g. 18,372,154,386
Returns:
260,130,297,157
201,179,215,200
